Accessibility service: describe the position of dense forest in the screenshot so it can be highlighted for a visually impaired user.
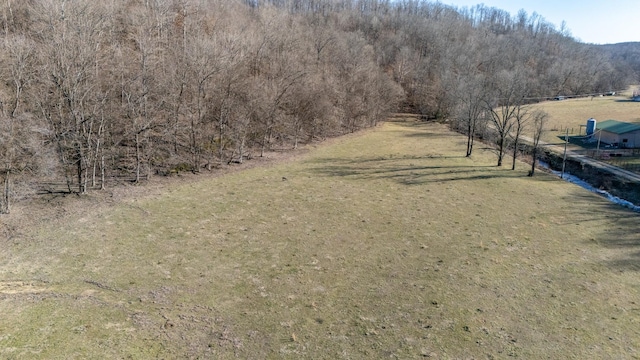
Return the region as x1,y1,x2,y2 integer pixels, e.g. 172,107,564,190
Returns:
597,42,640,83
0,0,636,212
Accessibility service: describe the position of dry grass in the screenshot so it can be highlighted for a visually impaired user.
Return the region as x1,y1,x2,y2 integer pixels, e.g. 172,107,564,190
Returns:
1,119,639,359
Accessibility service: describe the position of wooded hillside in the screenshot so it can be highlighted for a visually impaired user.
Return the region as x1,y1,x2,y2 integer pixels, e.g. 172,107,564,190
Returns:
0,0,634,212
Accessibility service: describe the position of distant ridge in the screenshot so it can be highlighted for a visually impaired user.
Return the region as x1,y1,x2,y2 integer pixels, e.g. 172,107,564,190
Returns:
595,42,640,80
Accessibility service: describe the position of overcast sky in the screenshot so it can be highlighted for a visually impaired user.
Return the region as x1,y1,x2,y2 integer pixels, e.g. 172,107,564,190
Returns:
441,0,640,45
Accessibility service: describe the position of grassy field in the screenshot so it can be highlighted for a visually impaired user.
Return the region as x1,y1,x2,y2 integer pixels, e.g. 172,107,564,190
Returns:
1,119,639,359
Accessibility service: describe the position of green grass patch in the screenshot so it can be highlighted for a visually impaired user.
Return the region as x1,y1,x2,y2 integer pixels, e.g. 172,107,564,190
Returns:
1,120,639,358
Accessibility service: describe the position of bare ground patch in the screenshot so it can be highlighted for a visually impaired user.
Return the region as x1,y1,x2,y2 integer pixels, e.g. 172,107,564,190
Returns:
0,280,49,295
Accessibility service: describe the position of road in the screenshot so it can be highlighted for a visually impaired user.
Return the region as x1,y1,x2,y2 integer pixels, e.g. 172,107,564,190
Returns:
522,136,640,183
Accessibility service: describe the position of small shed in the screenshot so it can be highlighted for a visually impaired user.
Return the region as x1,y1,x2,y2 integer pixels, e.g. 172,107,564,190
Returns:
596,120,640,148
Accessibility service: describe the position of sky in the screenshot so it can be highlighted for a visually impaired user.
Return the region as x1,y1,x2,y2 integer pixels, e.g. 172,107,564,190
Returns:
441,0,640,45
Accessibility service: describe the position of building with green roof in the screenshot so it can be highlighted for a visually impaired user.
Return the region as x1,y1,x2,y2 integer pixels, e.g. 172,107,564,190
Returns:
595,120,640,148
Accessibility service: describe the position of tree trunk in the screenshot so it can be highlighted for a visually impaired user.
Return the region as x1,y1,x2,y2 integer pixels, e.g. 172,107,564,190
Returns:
238,137,245,164
92,114,105,189
218,107,225,163
261,127,272,157
100,153,106,190
135,132,141,183
511,137,519,170
190,116,198,172
76,143,85,194
497,136,505,166
2,170,10,214
466,120,475,157
529,148,537,176
294,124,301,149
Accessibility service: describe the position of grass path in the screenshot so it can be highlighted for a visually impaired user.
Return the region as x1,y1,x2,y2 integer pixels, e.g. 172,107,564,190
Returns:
1,120,639,359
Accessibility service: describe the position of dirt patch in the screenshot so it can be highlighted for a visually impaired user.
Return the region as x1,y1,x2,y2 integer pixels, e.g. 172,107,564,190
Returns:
0,280,49,295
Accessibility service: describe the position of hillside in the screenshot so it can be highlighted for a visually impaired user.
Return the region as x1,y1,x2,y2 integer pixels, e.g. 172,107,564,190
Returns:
597,42,640,82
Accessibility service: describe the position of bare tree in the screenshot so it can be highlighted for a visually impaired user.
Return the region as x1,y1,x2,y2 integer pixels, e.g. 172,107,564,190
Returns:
33,0,110,193
510,105,528,170
0,113,38,213
332,33,381,133
117,3,169,182
0,35,41,212
484,70,527,167
183,22,221,172
453,73,486,157
528,109,548,176
245,9,307,156
210,47,247,165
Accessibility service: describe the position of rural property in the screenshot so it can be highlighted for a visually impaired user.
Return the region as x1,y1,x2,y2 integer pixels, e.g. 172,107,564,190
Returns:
1,1,640,358
1,120,638,358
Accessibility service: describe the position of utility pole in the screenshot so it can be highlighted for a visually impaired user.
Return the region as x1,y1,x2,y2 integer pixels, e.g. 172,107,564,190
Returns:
596,129,602,159
561,128,568,179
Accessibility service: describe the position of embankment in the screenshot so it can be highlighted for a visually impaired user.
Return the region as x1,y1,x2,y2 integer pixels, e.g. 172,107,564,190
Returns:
537,147,640,206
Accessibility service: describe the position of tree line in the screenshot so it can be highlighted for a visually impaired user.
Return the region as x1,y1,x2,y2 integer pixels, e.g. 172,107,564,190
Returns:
0,0,634,213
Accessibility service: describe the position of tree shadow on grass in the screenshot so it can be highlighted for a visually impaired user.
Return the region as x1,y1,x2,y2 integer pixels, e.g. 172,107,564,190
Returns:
389,121,464,139
566,190,640,271
596,215,640,271
308,155,525,185
403,131,463,139
389,119,438,127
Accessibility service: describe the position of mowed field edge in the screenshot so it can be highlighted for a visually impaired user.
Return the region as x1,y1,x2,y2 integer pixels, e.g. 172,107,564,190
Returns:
1,120,639,359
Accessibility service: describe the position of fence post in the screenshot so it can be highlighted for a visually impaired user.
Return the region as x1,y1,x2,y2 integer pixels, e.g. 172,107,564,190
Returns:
561,129,568,179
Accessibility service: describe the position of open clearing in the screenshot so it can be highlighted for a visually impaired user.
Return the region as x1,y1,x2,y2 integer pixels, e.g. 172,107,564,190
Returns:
1,119,639,359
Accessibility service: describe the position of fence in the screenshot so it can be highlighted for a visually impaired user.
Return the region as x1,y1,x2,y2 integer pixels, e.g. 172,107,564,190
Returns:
557,125,586,135
586,149,640,158
607,159,640,174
